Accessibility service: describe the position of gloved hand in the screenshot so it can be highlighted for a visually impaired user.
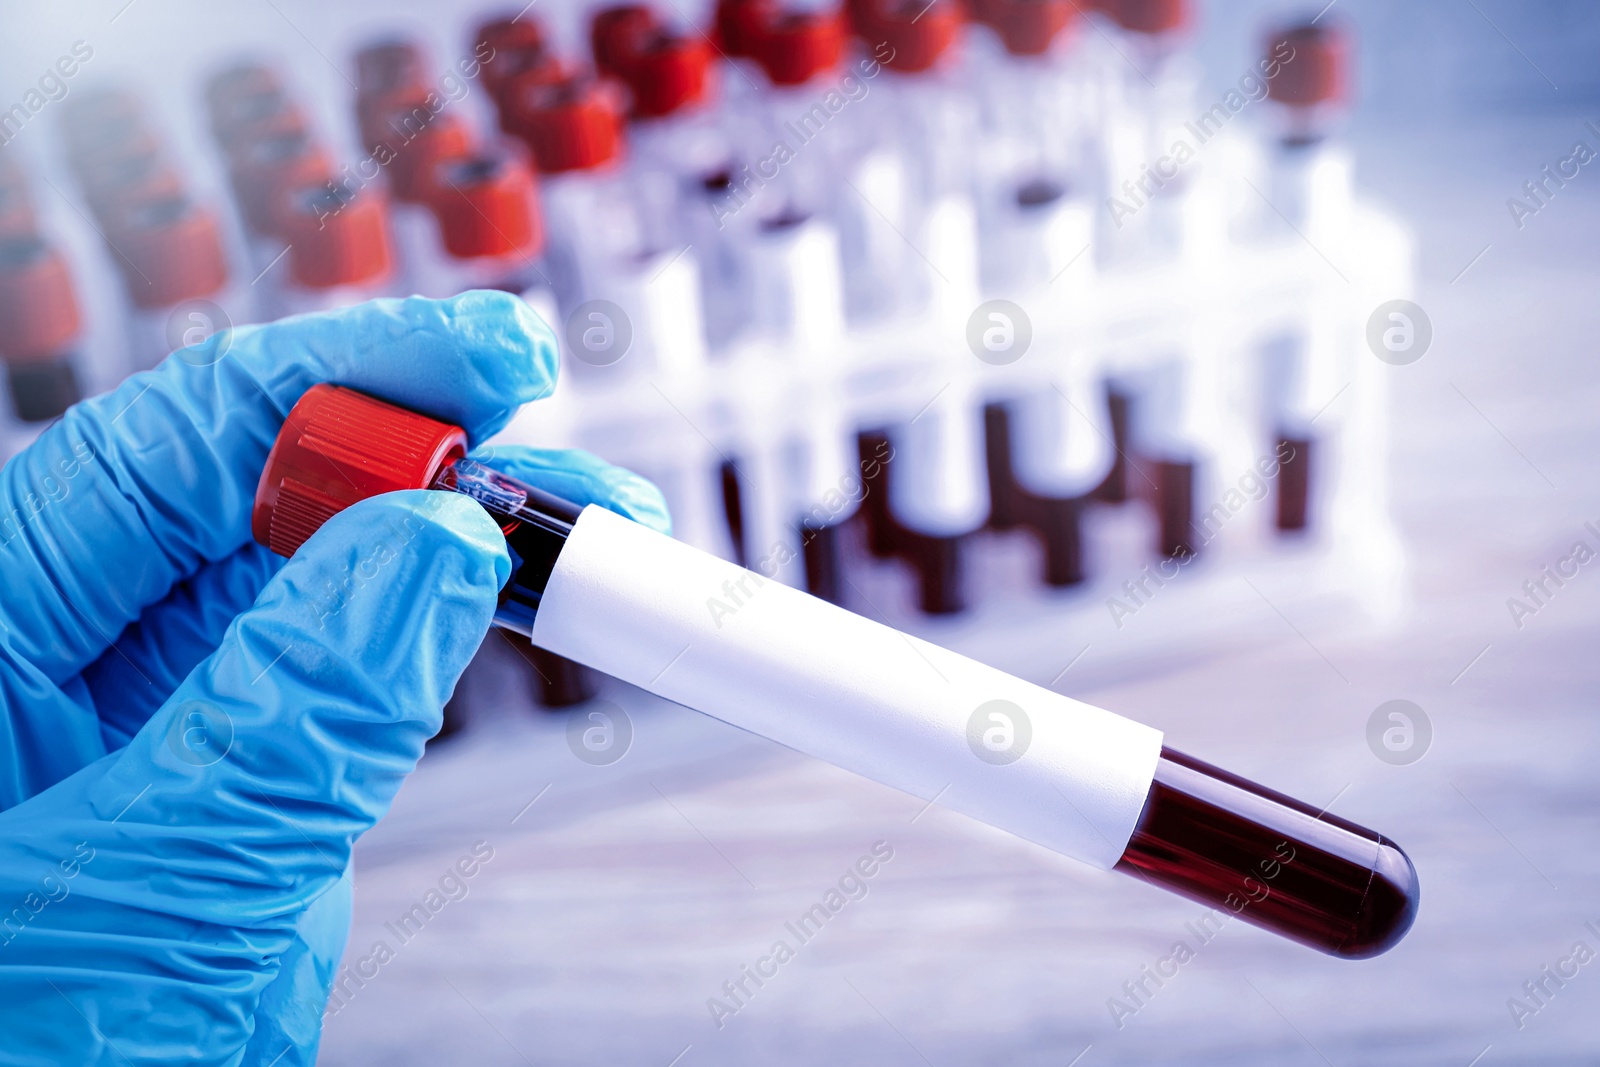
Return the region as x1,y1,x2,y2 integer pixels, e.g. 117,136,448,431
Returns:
0,291,669,1065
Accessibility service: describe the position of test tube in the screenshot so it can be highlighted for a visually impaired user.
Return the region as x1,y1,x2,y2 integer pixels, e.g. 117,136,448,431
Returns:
474,15,558,121
227,130,333,278
504,72,636,313
1260,19,1353,535
258,183,394,319
0,236,84,423
253,384,1420,959
111,194,232,369
412,150,545,298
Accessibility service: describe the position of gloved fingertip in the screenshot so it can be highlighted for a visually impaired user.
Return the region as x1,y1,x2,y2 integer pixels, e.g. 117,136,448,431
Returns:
598,468,673,536
436,289,559,399
363,489,512,598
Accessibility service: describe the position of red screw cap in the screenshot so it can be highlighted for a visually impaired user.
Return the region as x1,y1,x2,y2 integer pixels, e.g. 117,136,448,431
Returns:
717,0,778,57
979,0,1077,57
627,34,713,117
113,196,230,309
0,237,82,362
230,133,334,236
1266,22,1349,107
379,108,475,203
753,8,846,86
1111,0,1188,34
431,152,542,259
280,183,394,290
510,76,626,174
859,0,963,72
360,81,467,156
477,14,548,56
591,5,660,77
477,15,555,104
253,383,467,558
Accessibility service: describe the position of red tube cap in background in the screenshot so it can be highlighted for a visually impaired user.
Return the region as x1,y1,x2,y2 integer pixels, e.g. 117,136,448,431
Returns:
752,9,846,86
1266,21,1350,107
380,109,475,204
591,5,660,77
716,0,777,57
280,183,394,290
431,152,542,259
114,195,230,309
510,76,625,174
626,34,713,117
0,237,82,362
476,15,556,109
230,133,334,237
857,0,963,72
1110,0,1188,35
252,383,467,557
978,0,1077,57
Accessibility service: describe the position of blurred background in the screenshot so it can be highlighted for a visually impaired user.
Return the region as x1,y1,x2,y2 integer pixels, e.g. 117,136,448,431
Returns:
3,0,1598,1063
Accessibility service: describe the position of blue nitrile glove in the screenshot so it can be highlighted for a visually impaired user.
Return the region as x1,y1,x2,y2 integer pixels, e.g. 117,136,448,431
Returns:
0,291,669,1066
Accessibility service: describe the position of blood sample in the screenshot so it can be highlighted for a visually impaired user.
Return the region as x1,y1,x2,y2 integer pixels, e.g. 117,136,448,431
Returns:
727,209,857,600
0,237,84,423
253,384,1420,959
830,1,988,614
968,0,1108,587
1258,20,1353,535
